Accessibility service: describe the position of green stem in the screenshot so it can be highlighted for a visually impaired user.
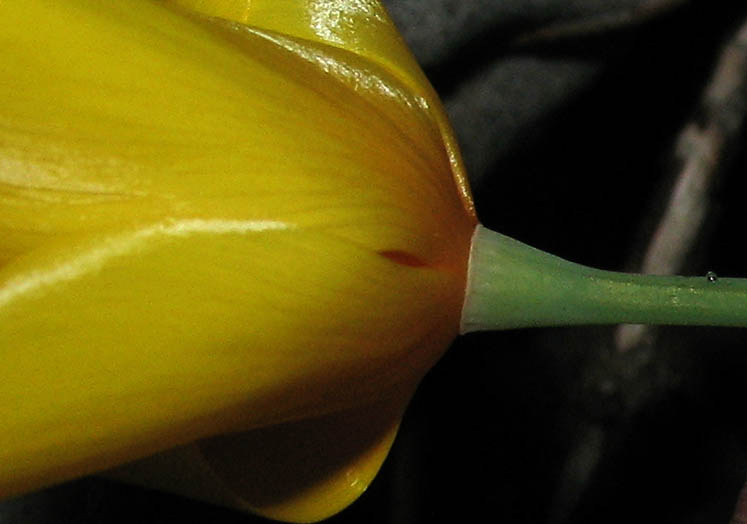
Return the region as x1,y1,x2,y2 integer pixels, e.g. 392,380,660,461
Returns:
460,225,747,333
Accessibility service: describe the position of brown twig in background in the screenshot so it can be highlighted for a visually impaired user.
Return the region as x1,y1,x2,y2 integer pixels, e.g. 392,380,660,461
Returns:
615,15,747,353
548,14,747,524
732,479,747,524
590,14,747,524
514,0,691,45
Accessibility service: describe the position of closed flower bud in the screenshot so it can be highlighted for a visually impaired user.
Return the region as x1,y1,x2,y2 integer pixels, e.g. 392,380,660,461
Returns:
0,1,476,521
6,2,746,522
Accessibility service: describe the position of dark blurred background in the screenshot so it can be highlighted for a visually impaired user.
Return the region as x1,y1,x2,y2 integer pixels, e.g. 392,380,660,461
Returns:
4,0,747,522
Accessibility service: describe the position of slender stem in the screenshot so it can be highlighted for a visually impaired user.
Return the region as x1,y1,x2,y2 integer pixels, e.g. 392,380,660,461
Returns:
460,225,747,333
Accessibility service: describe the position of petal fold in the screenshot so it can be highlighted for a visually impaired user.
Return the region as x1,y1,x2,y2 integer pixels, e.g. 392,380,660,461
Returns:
109,392,408,523
166,0,475,214
198,393,407,523
168,0,428,94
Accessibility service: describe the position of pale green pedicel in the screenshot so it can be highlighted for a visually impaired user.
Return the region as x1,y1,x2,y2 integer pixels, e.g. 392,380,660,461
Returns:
462,225,747,333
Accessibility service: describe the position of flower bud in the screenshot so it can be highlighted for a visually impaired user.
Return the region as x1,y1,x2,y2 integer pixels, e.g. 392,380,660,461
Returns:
0,1,476,521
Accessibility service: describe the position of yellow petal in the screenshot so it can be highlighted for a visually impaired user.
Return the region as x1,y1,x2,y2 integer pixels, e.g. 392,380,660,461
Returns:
166,0,474,215
0,221,459,493
1,0,473,265
0,1,475,519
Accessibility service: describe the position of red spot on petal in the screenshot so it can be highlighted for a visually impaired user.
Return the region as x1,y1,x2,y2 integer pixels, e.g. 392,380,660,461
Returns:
378,250,427,268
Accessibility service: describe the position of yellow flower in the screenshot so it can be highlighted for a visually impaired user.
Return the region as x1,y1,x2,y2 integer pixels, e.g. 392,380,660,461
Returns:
0,1,476,522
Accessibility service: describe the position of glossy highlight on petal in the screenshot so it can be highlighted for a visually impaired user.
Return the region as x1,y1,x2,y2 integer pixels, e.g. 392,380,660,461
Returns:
0,1,476,522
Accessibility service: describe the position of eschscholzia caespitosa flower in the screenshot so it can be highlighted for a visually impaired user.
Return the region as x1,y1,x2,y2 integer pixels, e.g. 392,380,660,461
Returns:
5,1,747,522
0,0,475,521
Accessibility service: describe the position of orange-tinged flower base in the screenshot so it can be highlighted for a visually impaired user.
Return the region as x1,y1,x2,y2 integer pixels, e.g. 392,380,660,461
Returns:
0,1,476,521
